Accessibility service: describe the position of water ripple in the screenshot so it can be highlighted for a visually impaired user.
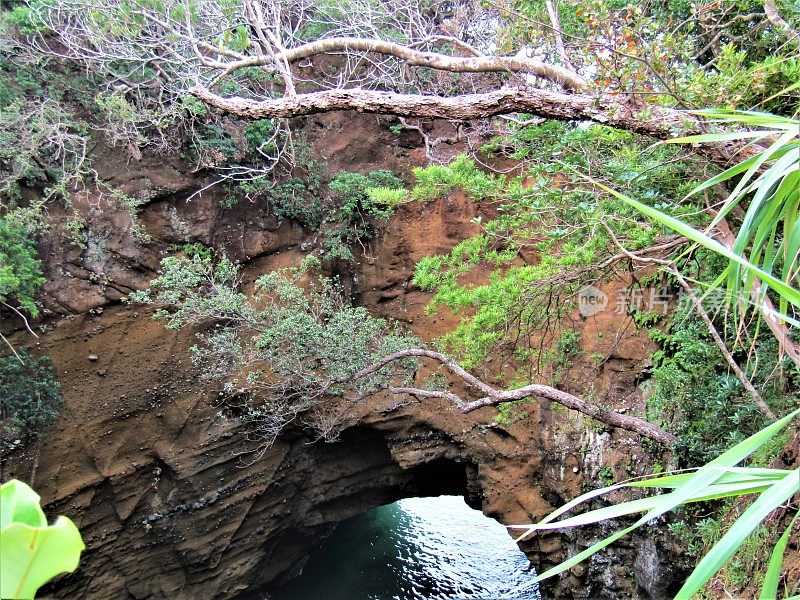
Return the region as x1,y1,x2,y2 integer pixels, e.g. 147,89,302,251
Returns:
270,495,540,600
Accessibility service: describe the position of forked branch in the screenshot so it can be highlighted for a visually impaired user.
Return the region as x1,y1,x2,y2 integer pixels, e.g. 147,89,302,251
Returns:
346,348,678,446
202,36,587,91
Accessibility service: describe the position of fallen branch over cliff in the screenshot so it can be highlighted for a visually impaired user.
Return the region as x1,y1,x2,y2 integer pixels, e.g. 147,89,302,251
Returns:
133,256,676,450
344,348,678,446
32,0,775,170
189,86,754,168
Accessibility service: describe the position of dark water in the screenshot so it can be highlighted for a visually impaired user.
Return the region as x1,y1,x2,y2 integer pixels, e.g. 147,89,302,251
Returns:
270,495,540,600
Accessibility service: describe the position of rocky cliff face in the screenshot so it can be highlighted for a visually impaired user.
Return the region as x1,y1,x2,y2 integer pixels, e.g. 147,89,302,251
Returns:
1,113,687,599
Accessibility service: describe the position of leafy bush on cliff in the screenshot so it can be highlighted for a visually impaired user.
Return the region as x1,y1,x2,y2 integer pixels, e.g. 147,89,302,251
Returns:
410,123,703,373
0,214,45,317
647,296,798,465
0,351,61,441
322,170,404,261
128,253,420,450
228,167,404,261
411,155,502,201
329,170,404,219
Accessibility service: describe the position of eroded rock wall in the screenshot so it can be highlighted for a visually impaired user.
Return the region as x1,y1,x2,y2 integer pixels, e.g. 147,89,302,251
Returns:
1,113,687,599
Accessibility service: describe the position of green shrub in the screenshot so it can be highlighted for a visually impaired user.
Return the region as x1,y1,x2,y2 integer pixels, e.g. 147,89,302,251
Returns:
321,170,404,261
410,123,704,369
330,170,404,220
647,303,798,465
227,168,404,261
598,466,614,486
366,186,408,206
110,188,151,242
266,175,325,228
548,329,581,382
0,215,45,317
4,5,48,35
179,95,208,118
494,399,530,426
321,227,356,262
180,243,211,260
411,155,502,201
194,123,238,161
128,254,421,445
243,119,276,156
0,351,62,440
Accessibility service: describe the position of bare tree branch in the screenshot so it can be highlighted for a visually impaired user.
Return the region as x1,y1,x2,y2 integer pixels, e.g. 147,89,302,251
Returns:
600,221,776,421
206,36,587,90
190,85,752,167
0,333,24,365
669,267,777,421
545,0,574,71
764,0,800,47
346,348,677,446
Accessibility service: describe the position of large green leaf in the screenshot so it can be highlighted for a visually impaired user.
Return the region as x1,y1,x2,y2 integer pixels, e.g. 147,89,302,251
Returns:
0,480,84,600
0,480,46,529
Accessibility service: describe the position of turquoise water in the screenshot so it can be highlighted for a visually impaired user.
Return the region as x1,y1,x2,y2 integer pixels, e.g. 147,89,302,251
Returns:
270,495,540,600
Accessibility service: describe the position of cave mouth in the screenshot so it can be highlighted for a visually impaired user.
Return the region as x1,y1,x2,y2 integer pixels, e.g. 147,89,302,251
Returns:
242,425,539,598
268,494,540,600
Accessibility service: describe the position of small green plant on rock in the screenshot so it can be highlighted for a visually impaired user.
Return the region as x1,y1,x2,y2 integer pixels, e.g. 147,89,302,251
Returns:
110,188,151,243
598,466,614,486
548,329,581,383
411,154,502,201
322,170,404,261
494,399,530,426
329,170,404,221
366,186,408,206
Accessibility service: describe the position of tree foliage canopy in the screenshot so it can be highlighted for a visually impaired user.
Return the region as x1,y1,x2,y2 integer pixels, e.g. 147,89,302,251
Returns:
0,214,46,317
0,351,61,441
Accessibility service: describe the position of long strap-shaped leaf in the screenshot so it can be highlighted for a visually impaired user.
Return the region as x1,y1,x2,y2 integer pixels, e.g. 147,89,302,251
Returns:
511,479,788,532
685,143,797,198
631,467,792,489
583,177,800,309
675,468,800,599
508,409,800,594
511,469,792,532
760,510,799,600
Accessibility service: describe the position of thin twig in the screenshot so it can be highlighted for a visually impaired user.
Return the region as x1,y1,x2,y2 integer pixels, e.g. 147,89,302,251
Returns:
600,220,777,421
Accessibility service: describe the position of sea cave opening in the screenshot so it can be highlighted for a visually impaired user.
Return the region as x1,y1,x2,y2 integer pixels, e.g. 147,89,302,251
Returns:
252,428,540,600
268,494,540,600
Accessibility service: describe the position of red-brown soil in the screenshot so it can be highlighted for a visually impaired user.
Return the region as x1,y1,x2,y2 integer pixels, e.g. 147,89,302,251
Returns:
2,113,690,599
